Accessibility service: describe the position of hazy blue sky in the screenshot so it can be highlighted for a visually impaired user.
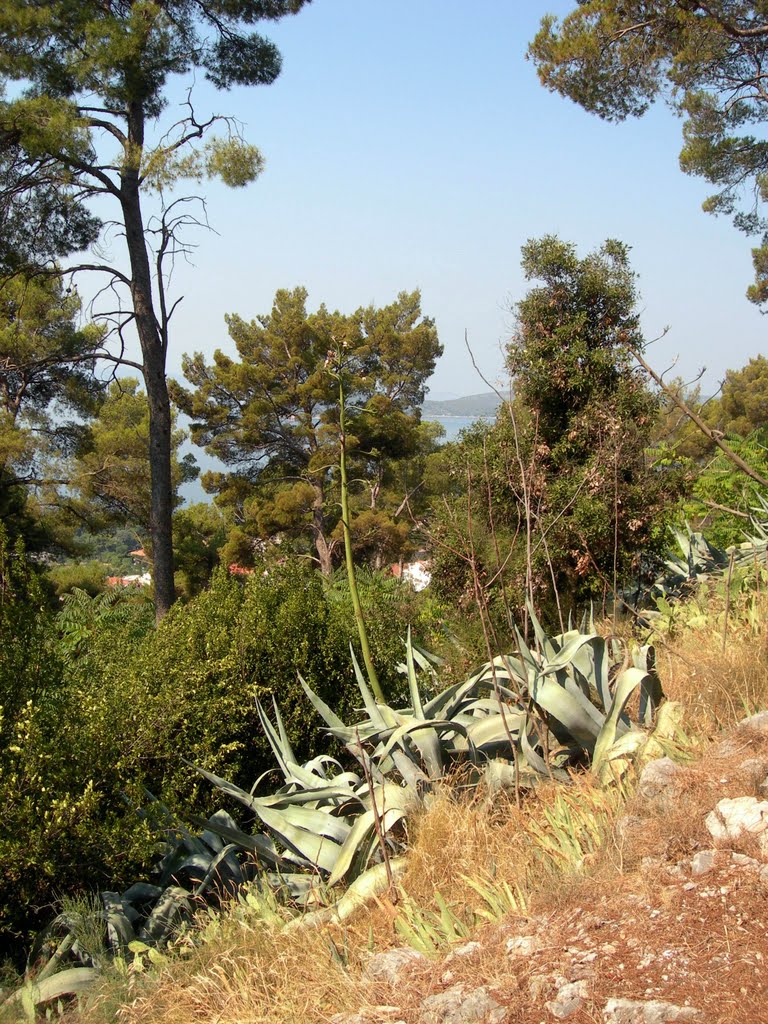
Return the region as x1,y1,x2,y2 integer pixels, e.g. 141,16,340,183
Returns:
144,0,765,399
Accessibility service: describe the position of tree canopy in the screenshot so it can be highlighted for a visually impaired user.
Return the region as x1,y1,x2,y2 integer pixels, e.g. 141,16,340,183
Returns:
0,0,311,617
432,237,680,619
172,287,442,574
71,377,197,534
529,2,768,304
717,354,768,437
0,275,104,548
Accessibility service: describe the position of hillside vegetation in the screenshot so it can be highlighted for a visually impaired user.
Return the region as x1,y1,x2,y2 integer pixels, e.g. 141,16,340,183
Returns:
4,4,768,1020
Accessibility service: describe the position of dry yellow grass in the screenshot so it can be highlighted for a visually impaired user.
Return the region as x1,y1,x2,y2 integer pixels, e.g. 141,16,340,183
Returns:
651,587,768,734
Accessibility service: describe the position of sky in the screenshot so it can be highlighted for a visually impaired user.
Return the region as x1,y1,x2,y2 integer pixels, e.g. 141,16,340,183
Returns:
121,0,765,400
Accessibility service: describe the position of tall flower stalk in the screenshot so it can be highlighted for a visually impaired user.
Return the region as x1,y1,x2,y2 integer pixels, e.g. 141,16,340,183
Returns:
331,350,385,703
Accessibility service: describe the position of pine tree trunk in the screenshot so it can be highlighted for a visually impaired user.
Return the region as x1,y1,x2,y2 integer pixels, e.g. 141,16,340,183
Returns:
121,104,175,621
310,478,333,576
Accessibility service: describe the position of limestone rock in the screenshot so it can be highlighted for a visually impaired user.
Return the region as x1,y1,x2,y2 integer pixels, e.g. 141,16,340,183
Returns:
420,984,506,1024
638,758,685,802
332,1009,404,1024
690,849,717,876
704,796,768,855
735,711,768,736
506,933,540,957
546,979,588,1019
444,941,481,963
365,947,429,985
603,998,700,1022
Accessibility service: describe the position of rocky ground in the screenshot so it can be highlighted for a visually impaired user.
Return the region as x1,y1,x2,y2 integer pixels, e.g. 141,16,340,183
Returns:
332,713,768,1024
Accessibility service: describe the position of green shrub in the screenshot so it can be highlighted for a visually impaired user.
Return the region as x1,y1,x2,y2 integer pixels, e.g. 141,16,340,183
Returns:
1,558,423,958
104,563,413,805
0,533,158,961
46,560,111,597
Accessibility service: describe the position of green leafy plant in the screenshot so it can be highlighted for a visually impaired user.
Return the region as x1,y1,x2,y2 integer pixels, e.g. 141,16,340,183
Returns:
394,890,473,956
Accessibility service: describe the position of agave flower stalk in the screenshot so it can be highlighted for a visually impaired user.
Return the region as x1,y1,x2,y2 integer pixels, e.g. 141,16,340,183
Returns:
336,357,385,703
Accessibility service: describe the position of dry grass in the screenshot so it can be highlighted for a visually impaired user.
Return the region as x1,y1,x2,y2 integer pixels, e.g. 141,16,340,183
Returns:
33,589,768,1024
73,924,360,1024
651,587,768,735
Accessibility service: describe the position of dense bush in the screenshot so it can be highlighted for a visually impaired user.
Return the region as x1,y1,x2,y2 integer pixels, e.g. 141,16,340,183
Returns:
0,535,155,960
0,557,425,958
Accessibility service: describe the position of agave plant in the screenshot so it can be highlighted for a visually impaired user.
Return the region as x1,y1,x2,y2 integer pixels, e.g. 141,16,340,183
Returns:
12,613,670,1013
726,492,768,570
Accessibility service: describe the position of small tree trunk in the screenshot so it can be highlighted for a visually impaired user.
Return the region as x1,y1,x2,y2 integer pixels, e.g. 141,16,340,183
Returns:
121,104,175,620
310,479,333,576
144,356,176,619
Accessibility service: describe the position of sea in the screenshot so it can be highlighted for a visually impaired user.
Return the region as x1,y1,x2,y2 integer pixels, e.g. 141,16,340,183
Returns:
179,414,495,507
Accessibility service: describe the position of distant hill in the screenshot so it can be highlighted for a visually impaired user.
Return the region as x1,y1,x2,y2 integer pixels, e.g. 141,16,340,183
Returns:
421,392,503,417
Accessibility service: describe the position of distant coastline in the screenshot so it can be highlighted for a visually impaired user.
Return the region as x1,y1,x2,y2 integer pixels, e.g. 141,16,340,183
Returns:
421,391,503,418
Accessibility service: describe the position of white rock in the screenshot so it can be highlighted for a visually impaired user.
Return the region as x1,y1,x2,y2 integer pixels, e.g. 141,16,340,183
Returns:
704,796,768,854
603,997,700,1022
364,947,429,985
506,933,540,957
332,1010,403,1024
638,758,685,801
420,984,506,1023
690,849,717,876
546,980,588,1019
445,941,481,962
731,852,760,867
736,711,768,735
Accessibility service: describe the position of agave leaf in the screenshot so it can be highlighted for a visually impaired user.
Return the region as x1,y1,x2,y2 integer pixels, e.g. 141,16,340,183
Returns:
409,643,444,677
379,718,476,776
259,785,361,809
200,808,244,855
187,813,285,868
192,843,243,899
100,894,137,953
253,805,346,874
541,631,600,676
461,697,510,717
476,654,527,691
591,637,612,713
188,763,261,813
121,883,163,905
527,601,553,655
405,627,425,719
287,856,409,932
591,667,651,775
519,722,571,782
422,676,479,720
464,709,524,752
633,646,664,726
255,698,294,783
350,644,386,726
297,672,348,731
137,886,191,946
156,850,222,890
10,968,101,1008
530,676,605,752
325,721,385,746
406,723,443,778
513,622,540,676
326,804,408,887
272,695,297,765
259,802,351,844
390,749,431,791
